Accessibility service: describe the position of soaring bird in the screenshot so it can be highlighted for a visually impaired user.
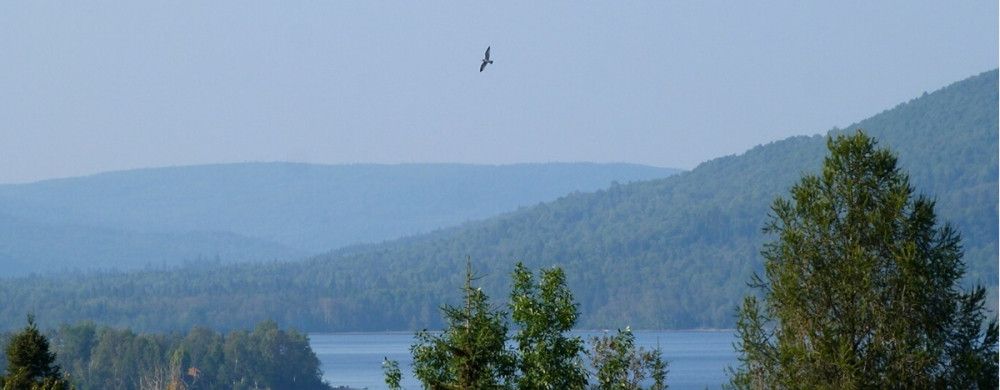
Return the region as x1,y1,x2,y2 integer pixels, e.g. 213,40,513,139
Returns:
480,46,493,72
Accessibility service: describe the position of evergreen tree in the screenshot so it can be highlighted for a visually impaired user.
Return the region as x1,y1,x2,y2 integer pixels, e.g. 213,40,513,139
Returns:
3,315,71,390
509,262,588,389
396,262,671,389
729,131,999,388
410,260,516,389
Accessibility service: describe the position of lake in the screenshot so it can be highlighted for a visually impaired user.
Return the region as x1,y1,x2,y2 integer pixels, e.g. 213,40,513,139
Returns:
311,330,738,389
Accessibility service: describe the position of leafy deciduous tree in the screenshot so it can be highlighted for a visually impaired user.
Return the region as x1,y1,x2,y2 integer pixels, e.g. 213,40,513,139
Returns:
382,357,402,390
590,327,667,390
509,262,588,389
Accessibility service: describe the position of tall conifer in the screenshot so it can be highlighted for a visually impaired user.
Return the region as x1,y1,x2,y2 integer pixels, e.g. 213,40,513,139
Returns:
730,131,998,388
3,315,71,390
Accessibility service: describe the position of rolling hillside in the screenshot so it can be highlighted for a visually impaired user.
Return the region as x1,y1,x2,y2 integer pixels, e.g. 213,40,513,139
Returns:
0,163,676,275
0,70,995,332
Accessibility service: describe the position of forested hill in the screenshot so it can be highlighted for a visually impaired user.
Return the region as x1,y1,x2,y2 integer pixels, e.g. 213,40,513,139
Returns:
0,162,676,275
0,70,995,332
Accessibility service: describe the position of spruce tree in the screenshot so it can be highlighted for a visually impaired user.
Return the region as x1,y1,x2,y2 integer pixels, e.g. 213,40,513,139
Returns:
3,315,71,390
729,131,998,388
410,260,515,389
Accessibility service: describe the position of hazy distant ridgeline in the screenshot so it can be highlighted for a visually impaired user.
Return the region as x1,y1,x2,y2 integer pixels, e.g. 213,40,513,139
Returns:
0,212,302,275
0,70,994,332
0,163,678,276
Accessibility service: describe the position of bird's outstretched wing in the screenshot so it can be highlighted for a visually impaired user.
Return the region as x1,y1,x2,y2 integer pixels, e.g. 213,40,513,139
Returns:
480,61,487,72
484,46,491,61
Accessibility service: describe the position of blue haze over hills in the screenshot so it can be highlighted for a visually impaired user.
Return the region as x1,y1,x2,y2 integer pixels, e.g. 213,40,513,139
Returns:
0,70,992,332
0,163,677,276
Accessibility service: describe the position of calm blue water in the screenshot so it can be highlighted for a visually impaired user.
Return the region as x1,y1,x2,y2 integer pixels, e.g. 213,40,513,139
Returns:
311,330,738,389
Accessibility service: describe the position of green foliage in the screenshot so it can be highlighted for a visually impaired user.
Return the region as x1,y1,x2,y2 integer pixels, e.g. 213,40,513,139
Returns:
726,297,771,389
729,131,999,388
509,262,587,389
411,261,516,389
406,262,666,389
0,71,994,332
0,320,330,390
589,328,668,390
382,357,402,390
944,287,1000,388
1,316,71,390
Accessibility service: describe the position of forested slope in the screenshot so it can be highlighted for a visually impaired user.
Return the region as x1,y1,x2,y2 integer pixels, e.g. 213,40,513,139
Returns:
0,163,675,275
0,70,994,332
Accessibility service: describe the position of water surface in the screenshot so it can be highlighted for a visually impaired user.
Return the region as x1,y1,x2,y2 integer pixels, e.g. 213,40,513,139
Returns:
311,330,738,389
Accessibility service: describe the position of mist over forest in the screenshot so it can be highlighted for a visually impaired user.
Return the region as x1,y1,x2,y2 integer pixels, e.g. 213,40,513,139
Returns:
0,70,994,333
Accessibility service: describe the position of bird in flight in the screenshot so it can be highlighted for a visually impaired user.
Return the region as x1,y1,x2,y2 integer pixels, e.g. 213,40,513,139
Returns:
480,46,493,72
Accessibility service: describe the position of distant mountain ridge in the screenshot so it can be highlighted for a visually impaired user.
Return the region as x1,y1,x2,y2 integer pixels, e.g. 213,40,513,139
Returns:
0,70,994,332
0,162,679,276
0,211,302,274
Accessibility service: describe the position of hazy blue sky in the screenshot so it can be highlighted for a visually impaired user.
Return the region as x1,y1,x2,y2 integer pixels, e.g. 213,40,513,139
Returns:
1,1,996,183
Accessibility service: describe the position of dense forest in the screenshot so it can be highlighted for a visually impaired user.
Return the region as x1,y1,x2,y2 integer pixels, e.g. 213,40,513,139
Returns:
0,70,994,332
0,320,331,390
0,163,675,275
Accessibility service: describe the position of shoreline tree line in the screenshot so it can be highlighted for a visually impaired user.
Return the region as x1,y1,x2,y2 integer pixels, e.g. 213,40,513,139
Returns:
0,319,330,390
